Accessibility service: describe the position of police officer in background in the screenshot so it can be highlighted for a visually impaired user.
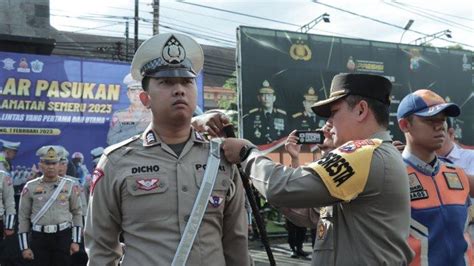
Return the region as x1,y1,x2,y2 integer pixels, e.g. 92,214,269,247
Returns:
397,89,473,265
0,170,16,264
106,73,152,145
0,140,21,173
222,73,414,265
85,33,249,266
292,87,323,131
56,147,89,266
243,80,287,144
18,145,82,265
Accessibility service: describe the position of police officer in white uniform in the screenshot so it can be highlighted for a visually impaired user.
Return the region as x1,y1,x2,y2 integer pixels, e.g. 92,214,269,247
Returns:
85,33,249,266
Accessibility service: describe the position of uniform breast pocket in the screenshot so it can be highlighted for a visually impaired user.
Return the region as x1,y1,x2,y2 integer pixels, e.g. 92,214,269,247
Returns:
124,175,171,221
194,168,231,216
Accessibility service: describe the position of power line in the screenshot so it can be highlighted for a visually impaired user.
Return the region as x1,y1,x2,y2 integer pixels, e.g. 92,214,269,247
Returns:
312,1,474,48
393,1,474,22
176,1,300,27
383,1,473,32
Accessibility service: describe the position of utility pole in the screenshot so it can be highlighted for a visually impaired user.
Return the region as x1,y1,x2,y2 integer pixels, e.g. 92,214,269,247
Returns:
125,20,129,61
134,0,139,52
153,0,160,35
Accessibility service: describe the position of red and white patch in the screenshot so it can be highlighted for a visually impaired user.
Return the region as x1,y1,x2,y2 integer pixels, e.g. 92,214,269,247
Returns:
90,168,105,195
338,139,376,153
21,187,29,196
136,178,159,191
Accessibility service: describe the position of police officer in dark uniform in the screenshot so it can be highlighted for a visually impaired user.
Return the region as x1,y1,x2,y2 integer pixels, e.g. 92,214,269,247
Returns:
243,80,287,144
291,87,322,130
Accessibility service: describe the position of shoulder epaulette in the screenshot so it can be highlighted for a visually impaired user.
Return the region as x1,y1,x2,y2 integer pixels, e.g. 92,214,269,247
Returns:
292,112,303,118
248,108,259,114
104,135,141,156
276,109,287,115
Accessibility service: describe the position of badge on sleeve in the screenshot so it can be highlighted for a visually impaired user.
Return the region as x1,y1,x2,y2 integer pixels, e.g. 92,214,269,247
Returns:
443,172,463,190
208,195,223,207
307,139,382,201
90,168,105,195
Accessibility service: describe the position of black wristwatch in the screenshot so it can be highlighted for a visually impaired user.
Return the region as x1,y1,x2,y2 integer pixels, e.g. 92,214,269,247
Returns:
239,145,255,162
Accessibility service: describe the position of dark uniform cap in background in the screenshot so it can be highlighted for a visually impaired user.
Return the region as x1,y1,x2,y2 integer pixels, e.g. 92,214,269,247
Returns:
131,33,204,81
36,145,62,163
312,73,392,117
258,80,274,94
396,89,460,120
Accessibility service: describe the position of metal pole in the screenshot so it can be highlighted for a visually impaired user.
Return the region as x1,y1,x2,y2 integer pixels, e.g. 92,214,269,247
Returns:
134,0,139,52
125,20,129,61
153,0,160,35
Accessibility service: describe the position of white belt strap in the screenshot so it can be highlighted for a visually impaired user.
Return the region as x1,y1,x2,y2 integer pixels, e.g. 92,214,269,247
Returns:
172,138,222,266
31,178,67,225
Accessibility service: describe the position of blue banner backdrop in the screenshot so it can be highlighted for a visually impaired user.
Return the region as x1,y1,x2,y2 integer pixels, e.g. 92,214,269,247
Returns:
0,51,203,172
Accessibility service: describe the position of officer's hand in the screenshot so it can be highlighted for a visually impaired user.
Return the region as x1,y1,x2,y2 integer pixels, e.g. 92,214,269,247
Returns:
222,138,254,163
317,122,336,156
392,140,405,153
22,249,34,260
285,130,301,159
70,242,80,255
192,112,230,137
4,229,14,236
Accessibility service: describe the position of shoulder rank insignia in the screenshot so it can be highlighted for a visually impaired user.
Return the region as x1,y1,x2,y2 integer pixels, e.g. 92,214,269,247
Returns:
248,108,259,114
104,135,140,155
276,109,287,115
292,112,303,118
307,138,382,201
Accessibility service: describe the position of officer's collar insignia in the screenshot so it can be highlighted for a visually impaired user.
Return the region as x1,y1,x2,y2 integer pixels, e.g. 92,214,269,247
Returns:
162,35,186,64
136,178,159,191
443,172,463,190
146,131,157,145
194,131,205,142
209,195,223,207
